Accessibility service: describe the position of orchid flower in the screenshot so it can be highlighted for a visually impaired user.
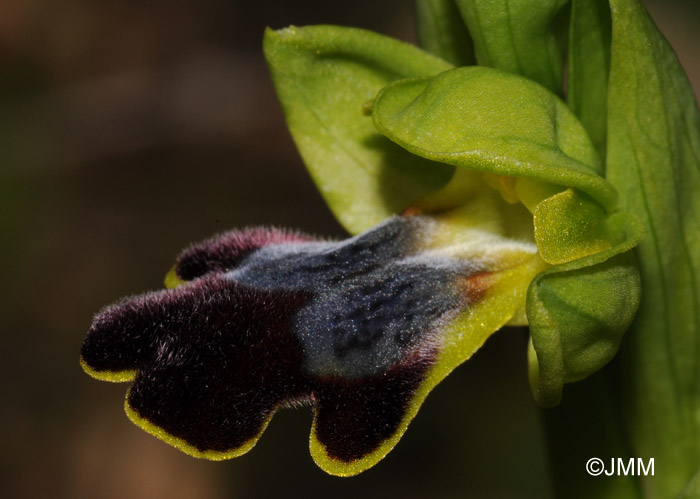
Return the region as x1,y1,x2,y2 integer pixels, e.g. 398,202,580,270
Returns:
81,0,700,495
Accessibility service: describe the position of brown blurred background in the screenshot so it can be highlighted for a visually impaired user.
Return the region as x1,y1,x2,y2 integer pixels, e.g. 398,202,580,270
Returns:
1,1,697,498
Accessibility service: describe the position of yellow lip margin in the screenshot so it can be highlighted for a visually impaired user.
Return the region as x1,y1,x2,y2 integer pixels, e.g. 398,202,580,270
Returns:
123,386,276,461
80,356,137,383
309,253,545,476
164,266,186,289
81,352,274,461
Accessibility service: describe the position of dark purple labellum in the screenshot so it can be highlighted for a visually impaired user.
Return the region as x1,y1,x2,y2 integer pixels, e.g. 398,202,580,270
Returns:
81,215,487,467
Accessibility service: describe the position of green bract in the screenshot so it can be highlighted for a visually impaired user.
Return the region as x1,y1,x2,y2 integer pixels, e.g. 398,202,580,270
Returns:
606,0,700,495
415,0,475,67
453,0,569,94
568,0,611,157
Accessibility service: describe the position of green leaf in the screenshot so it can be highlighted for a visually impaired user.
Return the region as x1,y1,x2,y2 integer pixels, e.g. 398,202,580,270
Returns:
527,212,642,407
567,0,611,159
264,25,454,235
415,0,475,66
606,0,700,495
453,0,569,93
371,65,618,211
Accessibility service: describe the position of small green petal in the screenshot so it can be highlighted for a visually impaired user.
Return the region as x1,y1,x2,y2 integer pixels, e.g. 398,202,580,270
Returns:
527,212,642,407
533,188,611,265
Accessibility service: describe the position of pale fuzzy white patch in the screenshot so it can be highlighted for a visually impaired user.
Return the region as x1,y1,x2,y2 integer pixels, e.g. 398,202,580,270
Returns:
422,225,537,271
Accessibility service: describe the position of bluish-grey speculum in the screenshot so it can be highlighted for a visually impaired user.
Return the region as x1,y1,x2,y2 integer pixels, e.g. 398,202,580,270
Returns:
226,216,476,378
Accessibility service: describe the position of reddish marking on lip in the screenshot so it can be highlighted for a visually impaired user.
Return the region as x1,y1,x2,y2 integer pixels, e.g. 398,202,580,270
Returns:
460,271,492,303
400,205,422,217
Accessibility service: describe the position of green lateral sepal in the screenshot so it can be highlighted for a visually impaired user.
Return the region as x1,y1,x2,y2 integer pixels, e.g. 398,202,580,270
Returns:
264,25,455,234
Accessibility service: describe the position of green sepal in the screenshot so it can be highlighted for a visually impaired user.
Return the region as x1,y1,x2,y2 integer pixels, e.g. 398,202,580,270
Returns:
264,25,454,235
453,0,569,94
527,212,642,407
371,65,617,211
415,0,475,66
